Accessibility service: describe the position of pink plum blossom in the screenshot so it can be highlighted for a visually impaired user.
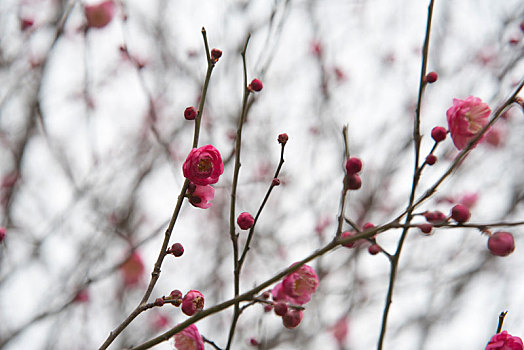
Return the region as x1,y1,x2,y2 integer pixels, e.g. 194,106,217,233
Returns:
182,145,224,186
84,1,115,29
174,324,204,350
446,96,491,150
282,264,319,305
486,331,523,350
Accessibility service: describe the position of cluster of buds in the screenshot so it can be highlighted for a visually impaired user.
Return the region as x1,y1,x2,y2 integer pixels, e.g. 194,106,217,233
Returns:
341,223,381,255
157,289,205,316
344,157,363,190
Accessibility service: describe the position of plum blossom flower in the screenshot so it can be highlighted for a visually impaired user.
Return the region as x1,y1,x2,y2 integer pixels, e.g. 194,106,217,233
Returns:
84,1,115,29
182,145,224,186
188,184,214,209
446,96,491,150
181,290,204,316
174,324,204,350
486,330,523,350
282,264,319,305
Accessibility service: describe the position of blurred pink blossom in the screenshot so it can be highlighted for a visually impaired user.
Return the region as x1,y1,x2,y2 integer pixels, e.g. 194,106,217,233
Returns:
174,324,204,350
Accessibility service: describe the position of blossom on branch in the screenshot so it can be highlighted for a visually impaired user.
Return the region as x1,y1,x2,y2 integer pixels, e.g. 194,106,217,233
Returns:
181,290,204,316
485,330,523,350
174,324,204,350
446,96,491,150
282,264,319,305
182,145,224,186
188,183,215,209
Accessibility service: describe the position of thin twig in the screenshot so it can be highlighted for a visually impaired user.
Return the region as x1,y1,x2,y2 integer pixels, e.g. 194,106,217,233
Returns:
225,33,251,350
377,1,435,348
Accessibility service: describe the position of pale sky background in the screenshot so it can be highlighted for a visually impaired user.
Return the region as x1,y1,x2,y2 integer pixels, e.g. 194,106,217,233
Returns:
0,0,523,349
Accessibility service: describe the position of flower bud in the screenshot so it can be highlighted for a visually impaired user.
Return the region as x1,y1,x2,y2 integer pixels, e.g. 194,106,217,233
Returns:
278,133,289,145
368,244,382,255
184,106,197,120
272,178,281,186
273,302,288,316
418,223,433,234
171,243,184,257
345,157,362,175
248,79,263,92
237,212,255,230
424,71,438,83
425,154,437,165
210,48,222,62
282,309,303,329
431,126,447,143
488,231,515,257
346,174,362,190
450,204,470,223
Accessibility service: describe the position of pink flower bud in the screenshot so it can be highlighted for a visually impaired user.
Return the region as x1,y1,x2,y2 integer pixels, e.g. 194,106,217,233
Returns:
249,338,259,346
340,231,357,248
346,174,362,190
486,330,523,350
273,302,288,316
425,154,437,165
368,244,381,255
446,96,491,150
487,232,515,257
278,133,289,145
168,289,183,306
182,145,224,186
181,290,204,316
424,71,438,83
345,157,362,175
171,243,184,257
450,204,471,223
418,223,433,234
431,126,447,143
84,1,115,29
264,305,272,312
272,178,281,186
174,324,204,350
184,106,197,120
248,79,263,92
210,48,222,62
363,222,375,231
0,227,5,242
282,309,303,329
237,212,254,230
424,211,447,224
